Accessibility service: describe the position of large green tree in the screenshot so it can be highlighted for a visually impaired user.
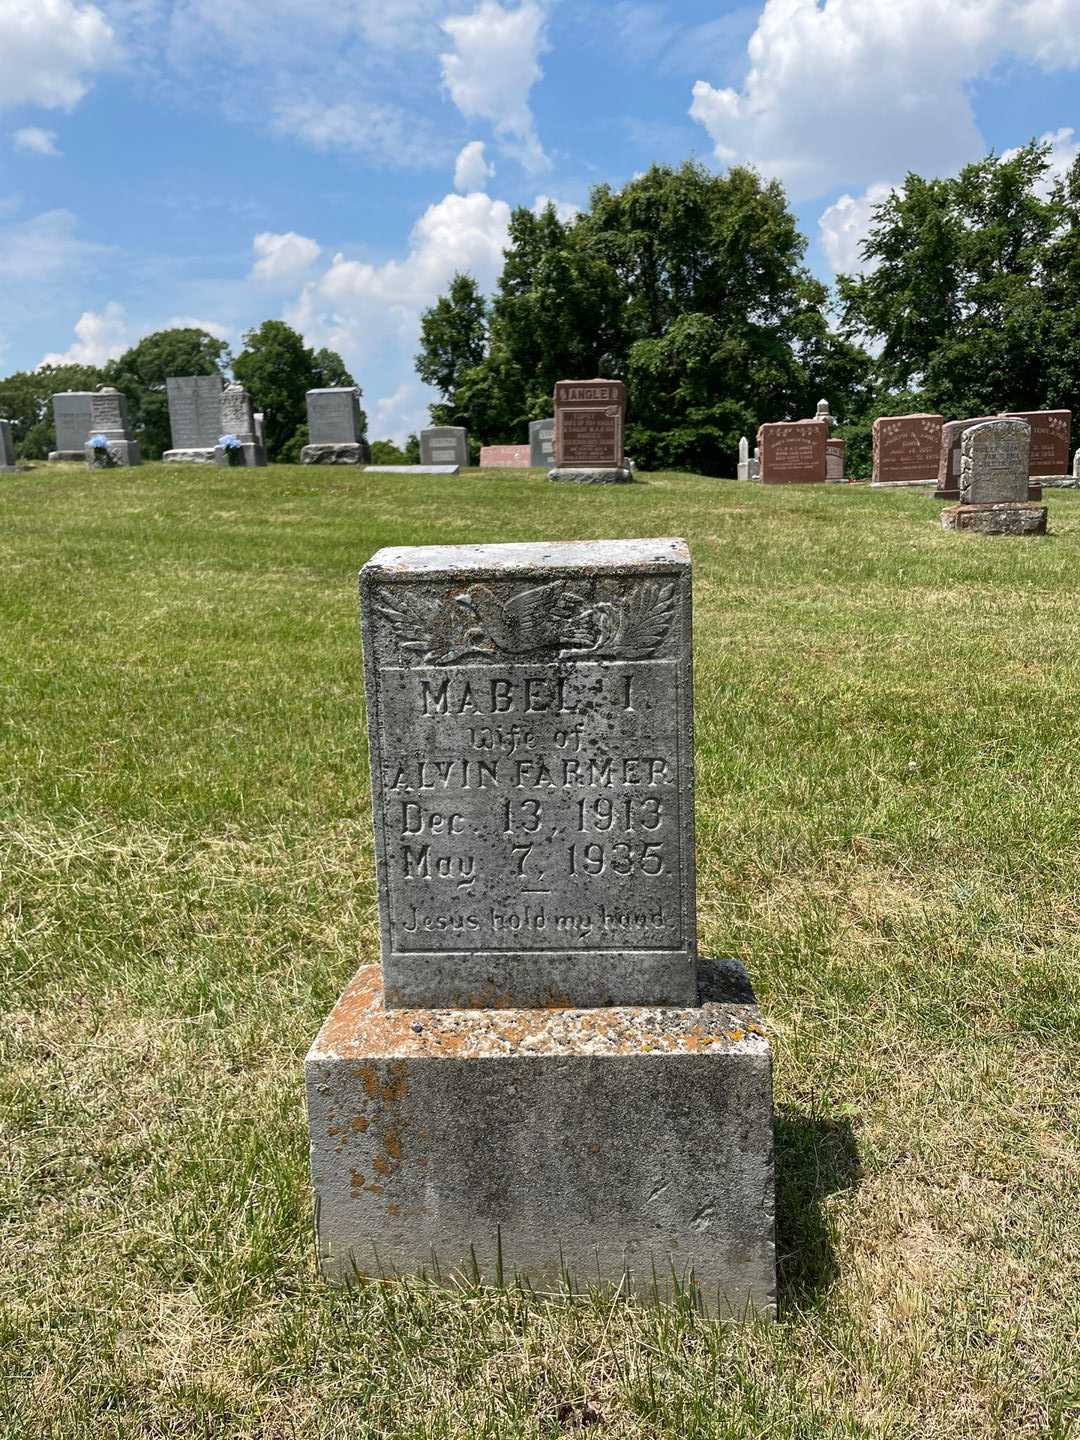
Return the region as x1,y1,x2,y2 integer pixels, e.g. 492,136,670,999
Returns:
106,327,231,460
233,320,358,460
837,141,1071,419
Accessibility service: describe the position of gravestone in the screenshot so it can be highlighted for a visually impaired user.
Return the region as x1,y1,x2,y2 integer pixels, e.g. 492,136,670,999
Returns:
214,382,266,467
815,398,836,428
936,417,1041,501
0,419,15,471
529,417,555,468
941,419,1047,535
826,439,845,482
302,387,367,465
83,387,141,468
737,436,750,482
364,464,460,475
550,379,631,484
479,444,530,468
164,375,224,463
757,420,826,484
751,446,760,480
254,412,267,452
49,391,94,461
306,537,775,1316
1001,410,1071,477
871,413,943,486
420,427,468,468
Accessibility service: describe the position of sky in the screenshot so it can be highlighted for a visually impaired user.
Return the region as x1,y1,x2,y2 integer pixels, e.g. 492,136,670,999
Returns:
1,0,1079,442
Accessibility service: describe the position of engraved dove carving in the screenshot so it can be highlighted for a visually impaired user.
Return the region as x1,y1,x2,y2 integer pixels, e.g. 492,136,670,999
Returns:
457,581,594,653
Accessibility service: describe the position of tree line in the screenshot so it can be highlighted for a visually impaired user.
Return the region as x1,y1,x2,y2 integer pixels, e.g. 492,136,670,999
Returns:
0,320,421,464
416,144,1080,476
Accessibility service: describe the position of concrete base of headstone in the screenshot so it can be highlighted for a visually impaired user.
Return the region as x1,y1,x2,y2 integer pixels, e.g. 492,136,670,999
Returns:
363,464,460,475
163,448,216,465
84,440,141,468
870,478,937,489
941,502,1048,536
306,958,776,1318
214,442,267,468
936,481,1043,502
1038,475,1080,489
48,450,85,463
301,442,367,465
548,466,634,485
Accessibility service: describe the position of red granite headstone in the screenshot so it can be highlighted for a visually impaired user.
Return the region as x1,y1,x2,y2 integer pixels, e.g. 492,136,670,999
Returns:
872,413,943,483
479,444,530,468
553,379,625,467
1001,410,1071,476
757,420,827,485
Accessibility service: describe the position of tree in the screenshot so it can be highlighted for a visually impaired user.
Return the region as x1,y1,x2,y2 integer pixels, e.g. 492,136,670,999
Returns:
416,274,488,401
838,141,1064,418
106,327,231,460
234,320,358,460
0,362,106,458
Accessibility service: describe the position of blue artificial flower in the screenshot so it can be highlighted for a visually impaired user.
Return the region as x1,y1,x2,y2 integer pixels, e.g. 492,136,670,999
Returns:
218,433,241,450
89,434,109,449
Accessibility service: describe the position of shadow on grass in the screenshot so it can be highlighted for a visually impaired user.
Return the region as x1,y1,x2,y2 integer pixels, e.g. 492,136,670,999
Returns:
774,1106,862,1313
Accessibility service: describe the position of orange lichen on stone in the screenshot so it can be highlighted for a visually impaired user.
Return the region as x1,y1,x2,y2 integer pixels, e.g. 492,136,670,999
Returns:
350,1115,369,1132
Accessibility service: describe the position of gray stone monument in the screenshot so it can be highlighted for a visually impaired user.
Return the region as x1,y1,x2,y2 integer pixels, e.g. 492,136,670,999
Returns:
164,375,224,464
254,412,266,453
419,426,468,467
84,387,141,468
214,382,266,468
528,417,555,468
0,419,15,471
49,391,94,461
305,537,776,1317
737,435,750,481
751,446,760,480
302,388,368,464
941,419,1047,535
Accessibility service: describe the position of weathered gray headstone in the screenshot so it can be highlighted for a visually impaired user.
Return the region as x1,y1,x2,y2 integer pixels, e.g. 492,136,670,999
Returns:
737,435,750,481
420,426,468,467
751,446,760,480
50,391,94,461
529,417,555,468
214,382,266,467
306,536,776,1316
302,388,367,464
254,412,266,452
164,375,224,462
84,387,141,468
364,464,459,475
826,438,845,482
942,419,1047,535
0,419,15,470
550,379,631,484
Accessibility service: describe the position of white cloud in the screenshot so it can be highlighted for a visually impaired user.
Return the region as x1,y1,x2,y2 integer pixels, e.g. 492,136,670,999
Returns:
251,230,322,283
454,139,494,192
285,190,511,440
1004,126,1080,195
690,0,1080,202
441,0,550,171
0,209,110,281
39,302,131,367
13,127,61,156
819,183,896,275
0,0,118,111
272,99,442,168
164,315,233,342
532,194,579,223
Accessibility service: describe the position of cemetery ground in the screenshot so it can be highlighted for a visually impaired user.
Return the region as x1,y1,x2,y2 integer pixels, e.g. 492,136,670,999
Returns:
2,461,1077,1440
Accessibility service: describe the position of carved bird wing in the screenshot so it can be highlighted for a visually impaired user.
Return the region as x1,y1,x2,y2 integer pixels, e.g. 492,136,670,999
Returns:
372,588,439,654
611,582,676,657
503,580,591,647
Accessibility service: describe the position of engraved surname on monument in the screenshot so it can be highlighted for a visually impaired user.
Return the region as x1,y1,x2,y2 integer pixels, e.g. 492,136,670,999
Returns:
368,569,688,962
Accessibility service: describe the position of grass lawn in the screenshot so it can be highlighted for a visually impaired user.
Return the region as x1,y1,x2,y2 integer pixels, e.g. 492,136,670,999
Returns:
1,461,1078,1439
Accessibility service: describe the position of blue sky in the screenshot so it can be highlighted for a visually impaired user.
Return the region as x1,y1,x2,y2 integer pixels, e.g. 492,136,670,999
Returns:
1,0,1078,441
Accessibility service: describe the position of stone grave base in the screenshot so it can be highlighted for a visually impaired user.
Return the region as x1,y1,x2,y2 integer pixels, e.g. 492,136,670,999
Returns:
363,464,460,475
163,448,216,465
84,440,141,468
548,466,634,485
941,502,1048,536
214,442,267,468
306,960,776,1319
1038,475,1080,489
870,478,936,489
48,450,85,462
302,443,367,465
936,481,1043,502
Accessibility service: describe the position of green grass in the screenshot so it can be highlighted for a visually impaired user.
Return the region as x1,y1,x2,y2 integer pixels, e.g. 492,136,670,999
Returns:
1,461,1078,1439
